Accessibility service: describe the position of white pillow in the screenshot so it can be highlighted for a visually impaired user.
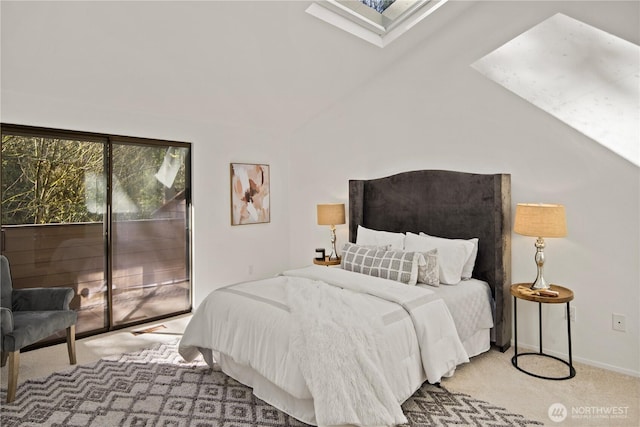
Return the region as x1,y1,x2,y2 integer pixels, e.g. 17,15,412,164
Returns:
416,249,439,287
355,225,405,250
462,238,479,279
421,233,478,280
404,232,473,285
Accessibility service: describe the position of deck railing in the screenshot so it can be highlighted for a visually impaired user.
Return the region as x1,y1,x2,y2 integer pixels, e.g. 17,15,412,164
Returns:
2,219,190,335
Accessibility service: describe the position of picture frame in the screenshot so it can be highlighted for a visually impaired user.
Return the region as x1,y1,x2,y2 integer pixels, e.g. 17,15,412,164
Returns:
230,163,270,225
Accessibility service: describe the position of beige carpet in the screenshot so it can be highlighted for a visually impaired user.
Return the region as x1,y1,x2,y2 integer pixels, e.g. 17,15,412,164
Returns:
1,314,638,426
443,347,639,426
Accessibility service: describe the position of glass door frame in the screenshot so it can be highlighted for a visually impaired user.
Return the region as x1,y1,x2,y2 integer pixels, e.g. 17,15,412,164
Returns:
108,136,192,329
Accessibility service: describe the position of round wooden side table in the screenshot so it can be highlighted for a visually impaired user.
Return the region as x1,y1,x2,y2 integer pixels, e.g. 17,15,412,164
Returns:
511,283,576,380
313,257,341,266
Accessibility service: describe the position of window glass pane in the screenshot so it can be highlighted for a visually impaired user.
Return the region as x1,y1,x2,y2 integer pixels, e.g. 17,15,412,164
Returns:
1,132,108,336
111,143,190,326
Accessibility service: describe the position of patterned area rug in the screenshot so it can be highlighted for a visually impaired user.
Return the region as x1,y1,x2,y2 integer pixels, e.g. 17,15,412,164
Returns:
1,341,543,426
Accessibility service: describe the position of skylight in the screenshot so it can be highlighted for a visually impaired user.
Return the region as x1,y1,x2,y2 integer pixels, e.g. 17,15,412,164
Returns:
307,0,449,48
360,0,396,14
472,14,640,167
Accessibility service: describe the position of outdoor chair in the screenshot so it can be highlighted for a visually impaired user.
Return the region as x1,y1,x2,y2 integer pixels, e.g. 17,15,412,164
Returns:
0,255,77,403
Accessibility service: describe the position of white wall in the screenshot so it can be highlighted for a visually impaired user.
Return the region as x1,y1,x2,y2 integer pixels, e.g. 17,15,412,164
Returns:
0,92,293,307
2,1,638,375
0,0,303,307
287,1,640,376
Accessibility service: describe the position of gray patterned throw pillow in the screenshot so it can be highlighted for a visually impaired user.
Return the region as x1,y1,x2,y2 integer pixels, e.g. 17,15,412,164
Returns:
341,242,420,285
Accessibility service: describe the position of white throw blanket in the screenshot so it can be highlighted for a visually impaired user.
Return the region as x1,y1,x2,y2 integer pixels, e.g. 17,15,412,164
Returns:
285,278,407,426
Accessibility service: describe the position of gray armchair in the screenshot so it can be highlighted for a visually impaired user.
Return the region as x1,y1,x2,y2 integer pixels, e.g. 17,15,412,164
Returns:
1,255,77,403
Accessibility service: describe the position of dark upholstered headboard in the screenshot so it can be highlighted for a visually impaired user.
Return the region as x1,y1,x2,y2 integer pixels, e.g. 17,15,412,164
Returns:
349,170,512,351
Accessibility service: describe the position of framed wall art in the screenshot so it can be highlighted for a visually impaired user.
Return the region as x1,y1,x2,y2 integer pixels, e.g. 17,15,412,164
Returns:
230,163,270,225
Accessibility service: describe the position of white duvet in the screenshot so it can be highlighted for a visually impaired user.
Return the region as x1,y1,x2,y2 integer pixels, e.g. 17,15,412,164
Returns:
179,266,469,426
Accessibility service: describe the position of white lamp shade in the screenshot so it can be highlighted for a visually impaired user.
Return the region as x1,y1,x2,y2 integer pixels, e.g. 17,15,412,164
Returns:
514,203,567,238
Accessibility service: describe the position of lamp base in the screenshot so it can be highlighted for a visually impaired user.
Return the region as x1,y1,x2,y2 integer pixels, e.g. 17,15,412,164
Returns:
530,237,550,290
328,226,339,260
530,277,549,290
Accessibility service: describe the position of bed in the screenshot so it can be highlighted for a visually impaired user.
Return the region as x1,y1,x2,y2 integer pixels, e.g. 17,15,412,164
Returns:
179,169,511,426
349,169,512,351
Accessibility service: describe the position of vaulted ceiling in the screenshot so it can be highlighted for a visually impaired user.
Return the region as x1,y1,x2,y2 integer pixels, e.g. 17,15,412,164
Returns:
2,0,638,156
1,1,473,138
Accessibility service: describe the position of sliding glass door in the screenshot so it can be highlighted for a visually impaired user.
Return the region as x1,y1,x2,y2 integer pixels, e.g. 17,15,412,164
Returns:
1,125,191,343
110,142,191,326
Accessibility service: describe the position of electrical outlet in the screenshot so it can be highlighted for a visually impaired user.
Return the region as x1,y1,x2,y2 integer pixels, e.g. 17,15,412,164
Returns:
612,313,626,332
248,265,254,275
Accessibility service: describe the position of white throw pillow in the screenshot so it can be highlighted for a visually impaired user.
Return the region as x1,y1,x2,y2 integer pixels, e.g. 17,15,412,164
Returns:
404,232,473,285
421,233,478,280
355,225,405,250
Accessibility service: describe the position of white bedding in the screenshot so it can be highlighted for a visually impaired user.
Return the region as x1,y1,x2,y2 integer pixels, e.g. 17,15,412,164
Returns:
419,278,494,356
178,266,471,426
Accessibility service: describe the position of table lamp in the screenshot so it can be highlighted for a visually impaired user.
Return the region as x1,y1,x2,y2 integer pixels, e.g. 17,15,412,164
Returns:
317,203,345,260
514,203,567,290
